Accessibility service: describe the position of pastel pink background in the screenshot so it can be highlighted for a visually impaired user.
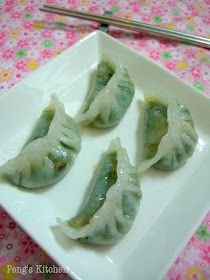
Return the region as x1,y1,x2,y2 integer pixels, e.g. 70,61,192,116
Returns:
0,0,210,279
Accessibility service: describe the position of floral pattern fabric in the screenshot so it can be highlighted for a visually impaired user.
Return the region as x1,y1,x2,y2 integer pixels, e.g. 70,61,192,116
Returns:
0,0,209,279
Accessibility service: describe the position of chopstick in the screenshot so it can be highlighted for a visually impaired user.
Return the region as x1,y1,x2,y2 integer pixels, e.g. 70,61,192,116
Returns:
40,4,210,49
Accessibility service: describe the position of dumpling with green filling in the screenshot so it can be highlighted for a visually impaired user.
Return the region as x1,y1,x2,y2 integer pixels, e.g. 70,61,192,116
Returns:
0,95,81,188
57,138,141,245
76,60,135,128
139,96,198,173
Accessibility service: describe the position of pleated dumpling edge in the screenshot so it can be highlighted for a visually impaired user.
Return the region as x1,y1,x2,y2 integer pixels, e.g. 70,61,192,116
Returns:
139,96,198,173
75,60,135,128
0,95,81,188
57,138,141,245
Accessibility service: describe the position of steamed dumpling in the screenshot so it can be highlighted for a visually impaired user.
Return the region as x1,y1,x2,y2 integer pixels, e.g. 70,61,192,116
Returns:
0,95,81,188
76,60,135,128
139,97,198,172
57,138,141,245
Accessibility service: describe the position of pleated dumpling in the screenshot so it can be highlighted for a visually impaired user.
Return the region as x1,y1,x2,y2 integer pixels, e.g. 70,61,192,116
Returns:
76,60,135,128
57,138,141,245
139,96,198,173
0,95,81,188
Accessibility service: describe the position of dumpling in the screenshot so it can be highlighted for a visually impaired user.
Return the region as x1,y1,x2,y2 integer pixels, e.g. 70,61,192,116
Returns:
76,60,135,128
0,95,81,188
57,138,141,245
139,96,198,172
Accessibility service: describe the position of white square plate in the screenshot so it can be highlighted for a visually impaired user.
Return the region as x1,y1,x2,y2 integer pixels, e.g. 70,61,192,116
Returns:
0,31,209,280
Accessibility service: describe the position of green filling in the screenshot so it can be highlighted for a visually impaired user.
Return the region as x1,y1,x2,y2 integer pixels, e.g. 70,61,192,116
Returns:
69,152,118,228
24,108,55,147
83,61,115,113
144,97,168,159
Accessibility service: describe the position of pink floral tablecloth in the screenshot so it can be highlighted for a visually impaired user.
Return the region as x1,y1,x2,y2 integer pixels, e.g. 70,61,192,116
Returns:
0,0,209,279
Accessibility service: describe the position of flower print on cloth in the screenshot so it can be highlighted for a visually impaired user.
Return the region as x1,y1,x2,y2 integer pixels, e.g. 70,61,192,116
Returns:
53,30,66,40
2,238,20,257
42,39,52,48
167,216,210,280
197,225,210,242
186,267,206,280
0,262,17,280
2,49,14,60
161,50,173,60
0,69,12,81
203,246,210,264
17,39,28,48
194,81,204,91
8,28,20,39
40,49,52,59
200,67,210,81
27,49,40,59
5,39,17,48
177,61,188,70
21,236,38,255
0,208,70,280
15,60,27,71
15,49,27,58
26,60,39,70
181,246,202,266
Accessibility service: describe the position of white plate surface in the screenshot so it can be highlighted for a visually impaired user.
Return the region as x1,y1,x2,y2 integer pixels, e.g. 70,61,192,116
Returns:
0,31,210,280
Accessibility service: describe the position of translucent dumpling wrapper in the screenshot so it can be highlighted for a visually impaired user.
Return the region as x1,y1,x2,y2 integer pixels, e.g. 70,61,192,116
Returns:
76,60,135,128
0,95,81,188
57,138,141,245
139,96,198,173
